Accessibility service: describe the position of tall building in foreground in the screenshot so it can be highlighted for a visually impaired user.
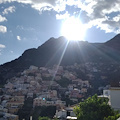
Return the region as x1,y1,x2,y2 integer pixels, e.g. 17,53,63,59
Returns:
103,86,120,111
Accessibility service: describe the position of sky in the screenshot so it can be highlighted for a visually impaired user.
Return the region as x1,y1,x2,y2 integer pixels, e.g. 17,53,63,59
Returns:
0,0,119,65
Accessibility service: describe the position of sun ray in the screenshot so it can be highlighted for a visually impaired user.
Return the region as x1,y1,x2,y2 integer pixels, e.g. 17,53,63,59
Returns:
51,41,69,81
45,39,69,82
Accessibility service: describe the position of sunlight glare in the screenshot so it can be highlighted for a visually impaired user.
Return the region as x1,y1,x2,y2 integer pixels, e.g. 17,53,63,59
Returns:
61,16,87,41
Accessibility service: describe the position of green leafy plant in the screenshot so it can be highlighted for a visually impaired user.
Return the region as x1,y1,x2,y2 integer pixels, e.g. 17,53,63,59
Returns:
74,94,120,120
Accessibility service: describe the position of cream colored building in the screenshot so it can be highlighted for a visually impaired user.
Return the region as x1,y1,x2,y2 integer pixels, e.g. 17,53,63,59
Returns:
10,96,25,102
33,97,46,107
33,97,66,107
48,90,57,98
7,101,24,108
7,96,24,109
8,106,19,114
5,82,13,89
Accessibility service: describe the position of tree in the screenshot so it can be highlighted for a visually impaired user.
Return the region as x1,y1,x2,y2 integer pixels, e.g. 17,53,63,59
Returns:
32,106,56,120
18,98,33,120
104,113,120,120
74,94,120,120
56,77,71,88
38,116,58,120
38,116,50,120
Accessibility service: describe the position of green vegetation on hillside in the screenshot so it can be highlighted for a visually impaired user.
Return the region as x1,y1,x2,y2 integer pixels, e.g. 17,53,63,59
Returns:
56,77,71,88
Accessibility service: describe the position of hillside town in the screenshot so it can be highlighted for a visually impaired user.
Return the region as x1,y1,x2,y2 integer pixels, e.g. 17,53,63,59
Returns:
0,63,93,120
0,62,120,119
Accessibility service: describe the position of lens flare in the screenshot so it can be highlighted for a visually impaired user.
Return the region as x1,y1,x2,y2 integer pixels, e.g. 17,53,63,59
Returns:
61,16,87,41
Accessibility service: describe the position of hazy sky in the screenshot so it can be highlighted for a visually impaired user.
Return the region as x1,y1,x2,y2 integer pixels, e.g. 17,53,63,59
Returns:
0,0,119,65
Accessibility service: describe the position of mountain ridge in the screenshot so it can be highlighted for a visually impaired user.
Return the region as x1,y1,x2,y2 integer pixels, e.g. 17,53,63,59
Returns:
0,35,120,84
105,34,120,51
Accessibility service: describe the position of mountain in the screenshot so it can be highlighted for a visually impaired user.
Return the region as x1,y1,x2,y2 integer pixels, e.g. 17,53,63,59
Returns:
0,35,120,84
105,34,120,51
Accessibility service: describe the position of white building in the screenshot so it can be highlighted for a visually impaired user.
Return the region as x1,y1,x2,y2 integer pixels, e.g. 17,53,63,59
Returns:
109,87,120,110
102,87,120,110
55,109,67,119
29,65,38,70
103,89,110,97
55,107,77,120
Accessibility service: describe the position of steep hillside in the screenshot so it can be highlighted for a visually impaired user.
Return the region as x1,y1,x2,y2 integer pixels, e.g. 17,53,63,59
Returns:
0,35,120,84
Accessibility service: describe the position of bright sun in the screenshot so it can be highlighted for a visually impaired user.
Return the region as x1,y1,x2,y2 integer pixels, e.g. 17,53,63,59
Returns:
61,16,87,41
